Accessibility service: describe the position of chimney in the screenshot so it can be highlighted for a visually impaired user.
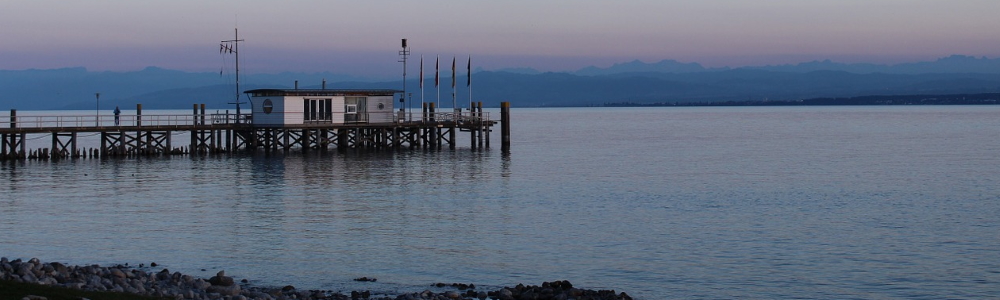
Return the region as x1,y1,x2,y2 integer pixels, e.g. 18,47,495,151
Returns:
322,78,326,90
294,80,298,90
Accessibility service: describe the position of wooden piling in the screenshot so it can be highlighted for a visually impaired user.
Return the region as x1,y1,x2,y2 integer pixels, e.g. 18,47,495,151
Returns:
337,128,350,152
501,101,510,150
429,103,439,148
477,102,484,148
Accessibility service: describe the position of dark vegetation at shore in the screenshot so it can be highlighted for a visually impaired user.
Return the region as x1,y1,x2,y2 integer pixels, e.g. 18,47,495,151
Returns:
603,93,1000,107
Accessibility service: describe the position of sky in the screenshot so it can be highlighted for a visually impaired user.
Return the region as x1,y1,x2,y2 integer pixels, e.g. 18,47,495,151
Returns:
2,0,999,78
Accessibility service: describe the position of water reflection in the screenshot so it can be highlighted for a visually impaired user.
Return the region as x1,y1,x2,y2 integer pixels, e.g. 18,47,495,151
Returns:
5,107,999,299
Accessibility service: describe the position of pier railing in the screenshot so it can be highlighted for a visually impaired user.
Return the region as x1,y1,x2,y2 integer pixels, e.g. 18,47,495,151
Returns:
394,111,491,124
5,114,252,129
4,111,489,129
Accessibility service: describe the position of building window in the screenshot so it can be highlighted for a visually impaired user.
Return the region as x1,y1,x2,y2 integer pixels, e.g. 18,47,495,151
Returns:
304,98,333,123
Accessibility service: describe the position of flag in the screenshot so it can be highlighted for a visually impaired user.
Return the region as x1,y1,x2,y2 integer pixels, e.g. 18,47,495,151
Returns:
435,56,439,87
419,56,424,89
467,56,471,87
451,57,456,88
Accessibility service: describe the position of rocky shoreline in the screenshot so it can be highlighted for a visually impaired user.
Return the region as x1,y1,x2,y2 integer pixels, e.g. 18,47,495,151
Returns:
1,257,632,300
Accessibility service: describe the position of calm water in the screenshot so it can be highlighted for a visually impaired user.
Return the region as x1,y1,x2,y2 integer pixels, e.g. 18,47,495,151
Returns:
2,106,999,299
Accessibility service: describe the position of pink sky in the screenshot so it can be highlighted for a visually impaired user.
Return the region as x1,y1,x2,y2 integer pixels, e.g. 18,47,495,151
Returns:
2,0,998,77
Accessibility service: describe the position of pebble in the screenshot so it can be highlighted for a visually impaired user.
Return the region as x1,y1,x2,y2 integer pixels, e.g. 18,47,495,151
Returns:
0,257,632,300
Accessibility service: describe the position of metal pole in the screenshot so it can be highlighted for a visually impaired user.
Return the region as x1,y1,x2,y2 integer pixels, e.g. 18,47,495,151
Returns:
468,56,472,111
436,55,440,109
235,28,241,117
222,28,245,122
420,55,424,121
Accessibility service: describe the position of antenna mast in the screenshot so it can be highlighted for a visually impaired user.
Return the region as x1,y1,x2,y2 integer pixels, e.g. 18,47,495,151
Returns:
221,28,246,120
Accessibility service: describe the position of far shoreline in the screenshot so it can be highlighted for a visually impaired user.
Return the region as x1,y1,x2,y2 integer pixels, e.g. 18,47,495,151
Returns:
601,92,1000,107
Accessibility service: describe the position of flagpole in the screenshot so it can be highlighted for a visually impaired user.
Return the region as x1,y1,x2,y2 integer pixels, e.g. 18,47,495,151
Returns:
436,55,440,109
468,56,472,110
420,55,424,120
452,56,457,112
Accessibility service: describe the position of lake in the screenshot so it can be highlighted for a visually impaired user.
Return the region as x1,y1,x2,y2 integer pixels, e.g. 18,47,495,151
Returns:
2,106,999,299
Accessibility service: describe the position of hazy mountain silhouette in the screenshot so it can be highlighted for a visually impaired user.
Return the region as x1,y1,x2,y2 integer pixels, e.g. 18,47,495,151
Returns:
575,59,713,75
746,55,1000,74
2,55,999,110
0,67,387,110
507,55,1000,76
467,70,1000,107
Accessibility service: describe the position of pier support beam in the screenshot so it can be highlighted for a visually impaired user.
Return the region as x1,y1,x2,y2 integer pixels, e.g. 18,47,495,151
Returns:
3,110,25,159
50,132,77,159
337,128,349,151
2,133,26,160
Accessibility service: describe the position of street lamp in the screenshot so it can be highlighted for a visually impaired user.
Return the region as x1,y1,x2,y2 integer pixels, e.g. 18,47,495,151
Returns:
95,92,100,126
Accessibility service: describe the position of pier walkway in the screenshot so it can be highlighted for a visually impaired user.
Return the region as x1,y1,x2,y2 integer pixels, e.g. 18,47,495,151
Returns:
1,102,509,160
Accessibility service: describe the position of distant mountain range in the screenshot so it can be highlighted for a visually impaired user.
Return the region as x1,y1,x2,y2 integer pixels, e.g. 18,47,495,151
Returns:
502,55,1000,76
1,55,998,110
569,54,1000,75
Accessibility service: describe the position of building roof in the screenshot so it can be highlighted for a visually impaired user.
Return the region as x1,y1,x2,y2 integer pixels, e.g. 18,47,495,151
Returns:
245,89,402,97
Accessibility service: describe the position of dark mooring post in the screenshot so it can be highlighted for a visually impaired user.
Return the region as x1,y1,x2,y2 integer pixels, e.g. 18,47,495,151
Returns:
421,103,429,148
337,128,349,152
51,133,59,160
422,102,428,123
136,104,143,127
469,105,477,149
429,102,438,149
190,104,198,153
449,116,456,150
201,104,208,153
477,102,484,148
501,101,510,150
100,132,107,158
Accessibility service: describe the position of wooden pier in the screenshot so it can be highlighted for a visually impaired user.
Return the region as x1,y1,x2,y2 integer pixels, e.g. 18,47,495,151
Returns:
1,102,510,161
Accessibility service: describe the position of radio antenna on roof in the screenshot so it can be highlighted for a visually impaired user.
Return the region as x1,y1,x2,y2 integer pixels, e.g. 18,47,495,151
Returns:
221,28,246,121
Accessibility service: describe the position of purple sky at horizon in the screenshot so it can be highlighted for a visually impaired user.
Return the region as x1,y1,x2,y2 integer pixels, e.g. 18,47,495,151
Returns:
2,0,998,77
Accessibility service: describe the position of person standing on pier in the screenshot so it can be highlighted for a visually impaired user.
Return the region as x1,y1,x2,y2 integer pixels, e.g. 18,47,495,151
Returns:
114,106,121,126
